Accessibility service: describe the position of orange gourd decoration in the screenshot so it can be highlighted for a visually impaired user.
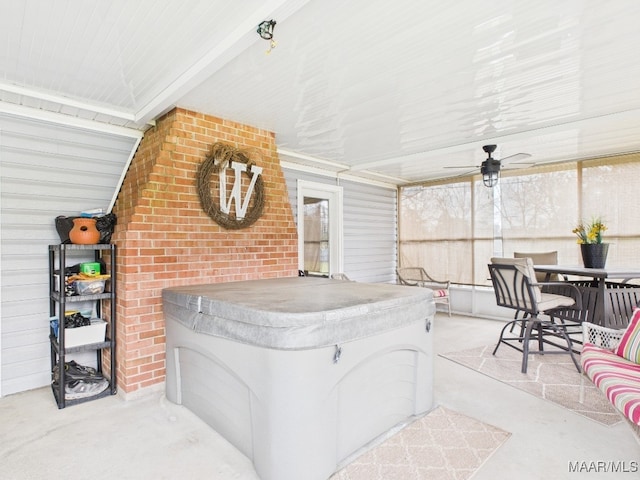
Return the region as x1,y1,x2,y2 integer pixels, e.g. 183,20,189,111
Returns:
69,218,100,245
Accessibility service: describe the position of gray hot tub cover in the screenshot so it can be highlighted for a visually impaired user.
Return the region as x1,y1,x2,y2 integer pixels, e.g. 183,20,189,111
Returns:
162,277,435,350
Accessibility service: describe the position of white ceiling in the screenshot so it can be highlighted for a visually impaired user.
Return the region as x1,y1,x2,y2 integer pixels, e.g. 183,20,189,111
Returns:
3,0,640,186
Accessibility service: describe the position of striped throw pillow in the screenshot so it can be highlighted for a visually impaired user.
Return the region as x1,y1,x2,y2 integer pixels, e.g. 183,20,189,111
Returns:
616,308,640,364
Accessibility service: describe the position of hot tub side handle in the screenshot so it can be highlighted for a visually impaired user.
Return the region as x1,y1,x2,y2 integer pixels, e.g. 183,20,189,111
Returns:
333,344,342,364
425,319,431,333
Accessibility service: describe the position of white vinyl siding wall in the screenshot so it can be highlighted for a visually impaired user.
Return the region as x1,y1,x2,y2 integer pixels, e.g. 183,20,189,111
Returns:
0,114,139,396
283,169,397,284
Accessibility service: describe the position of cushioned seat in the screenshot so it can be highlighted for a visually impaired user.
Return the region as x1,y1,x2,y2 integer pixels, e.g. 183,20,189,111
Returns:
537,293,576,311
581,343,640,425
580,312,640,432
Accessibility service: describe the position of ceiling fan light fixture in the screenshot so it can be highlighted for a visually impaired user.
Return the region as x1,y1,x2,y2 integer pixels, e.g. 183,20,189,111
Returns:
481,158,500,187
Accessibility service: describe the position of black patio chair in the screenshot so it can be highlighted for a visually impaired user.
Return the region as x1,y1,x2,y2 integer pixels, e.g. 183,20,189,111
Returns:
489,257,583,374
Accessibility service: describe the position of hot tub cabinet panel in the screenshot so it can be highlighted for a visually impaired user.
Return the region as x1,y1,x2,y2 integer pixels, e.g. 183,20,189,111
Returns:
163,277,435,480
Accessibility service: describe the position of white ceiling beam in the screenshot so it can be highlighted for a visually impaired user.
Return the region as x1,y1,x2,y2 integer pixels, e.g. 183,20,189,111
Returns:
278,148,410,187
0,101,143,139
0,82,137,123
280,160,397,190
339,169,410,185
277,148,350,170
134,0,312,126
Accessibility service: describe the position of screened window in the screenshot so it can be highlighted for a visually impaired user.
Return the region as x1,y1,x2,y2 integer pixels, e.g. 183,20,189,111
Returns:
400,181,475,284
398,154,640,285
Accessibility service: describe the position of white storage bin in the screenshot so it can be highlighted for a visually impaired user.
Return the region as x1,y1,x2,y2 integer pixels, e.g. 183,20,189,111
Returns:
51,318,107,348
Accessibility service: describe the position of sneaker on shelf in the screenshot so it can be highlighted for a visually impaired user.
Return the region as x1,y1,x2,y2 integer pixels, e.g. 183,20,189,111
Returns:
65,378,109,400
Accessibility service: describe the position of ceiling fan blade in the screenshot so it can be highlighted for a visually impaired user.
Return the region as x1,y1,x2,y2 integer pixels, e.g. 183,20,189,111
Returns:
502,163,535,170
443,165,479,169
500,153,532,164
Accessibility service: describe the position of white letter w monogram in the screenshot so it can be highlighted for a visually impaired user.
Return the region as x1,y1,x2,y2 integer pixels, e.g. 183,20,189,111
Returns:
219,161,263,219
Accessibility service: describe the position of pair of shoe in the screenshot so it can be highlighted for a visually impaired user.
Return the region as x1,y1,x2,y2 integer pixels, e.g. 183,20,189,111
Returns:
52,360,108,399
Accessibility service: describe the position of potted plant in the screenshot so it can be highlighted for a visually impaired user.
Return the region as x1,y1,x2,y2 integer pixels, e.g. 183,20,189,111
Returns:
572,217,608,268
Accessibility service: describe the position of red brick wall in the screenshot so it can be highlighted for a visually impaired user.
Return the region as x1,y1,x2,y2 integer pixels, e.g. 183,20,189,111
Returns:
111,108,298,394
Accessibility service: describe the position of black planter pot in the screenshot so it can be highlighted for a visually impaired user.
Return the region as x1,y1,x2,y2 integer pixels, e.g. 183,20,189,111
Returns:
580,243,609,269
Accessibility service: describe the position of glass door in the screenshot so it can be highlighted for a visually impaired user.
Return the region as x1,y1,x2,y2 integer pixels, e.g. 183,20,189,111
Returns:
297,181,343,277
303,196,330,276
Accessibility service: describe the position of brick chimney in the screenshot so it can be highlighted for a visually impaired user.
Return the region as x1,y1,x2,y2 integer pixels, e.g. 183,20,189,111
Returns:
110,108,298,395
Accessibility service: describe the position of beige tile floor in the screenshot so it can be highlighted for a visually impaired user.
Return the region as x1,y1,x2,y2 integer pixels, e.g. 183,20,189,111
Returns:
1,313,638,479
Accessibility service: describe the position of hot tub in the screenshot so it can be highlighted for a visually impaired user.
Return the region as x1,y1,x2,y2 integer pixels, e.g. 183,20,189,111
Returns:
163,277,435,480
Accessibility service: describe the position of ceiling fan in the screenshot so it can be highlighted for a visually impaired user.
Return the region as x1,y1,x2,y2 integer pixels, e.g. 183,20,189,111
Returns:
447,145,532,187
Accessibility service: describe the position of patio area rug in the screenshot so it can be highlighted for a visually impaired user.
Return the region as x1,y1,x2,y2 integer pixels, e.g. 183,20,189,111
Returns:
441,345,622,426
330,406,510,480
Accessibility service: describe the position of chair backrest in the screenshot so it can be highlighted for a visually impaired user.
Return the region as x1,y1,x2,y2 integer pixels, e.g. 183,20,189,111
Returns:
514,251,558,282
396,267,431,285
488,257,542,314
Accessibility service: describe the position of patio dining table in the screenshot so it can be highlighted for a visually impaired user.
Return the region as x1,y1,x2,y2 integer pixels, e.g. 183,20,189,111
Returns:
533,265,640,329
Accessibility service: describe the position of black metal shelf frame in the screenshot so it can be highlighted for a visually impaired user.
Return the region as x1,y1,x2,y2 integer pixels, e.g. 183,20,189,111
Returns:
48,243,117,408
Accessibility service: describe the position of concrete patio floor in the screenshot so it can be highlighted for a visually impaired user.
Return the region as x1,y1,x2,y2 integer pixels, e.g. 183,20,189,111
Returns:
1,313,638,479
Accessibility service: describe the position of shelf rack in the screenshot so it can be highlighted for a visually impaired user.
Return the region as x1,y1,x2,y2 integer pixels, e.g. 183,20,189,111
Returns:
48,244,117,408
